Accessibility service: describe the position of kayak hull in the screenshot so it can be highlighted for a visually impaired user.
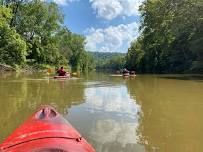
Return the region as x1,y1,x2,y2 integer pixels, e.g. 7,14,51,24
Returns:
123,73,130,77
109,74,136,77
0,106,95,152
54,73,70,79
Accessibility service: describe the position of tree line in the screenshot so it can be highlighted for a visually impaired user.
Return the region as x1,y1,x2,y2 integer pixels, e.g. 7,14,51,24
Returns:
89,52,126,70
126,0,203,73
0,0,95,72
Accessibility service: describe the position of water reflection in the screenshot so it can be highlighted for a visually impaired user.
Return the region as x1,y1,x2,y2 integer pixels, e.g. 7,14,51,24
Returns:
160,74,203,81
126,75,203,152
1,73,203,152
0,75,86,142
85,86,139,119
67,85,144,152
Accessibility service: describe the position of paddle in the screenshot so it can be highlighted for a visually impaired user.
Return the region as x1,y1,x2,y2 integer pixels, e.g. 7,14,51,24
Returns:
47,68,52,75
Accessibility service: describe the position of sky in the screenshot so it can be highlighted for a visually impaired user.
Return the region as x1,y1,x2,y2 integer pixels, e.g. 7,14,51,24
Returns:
54,0,143,53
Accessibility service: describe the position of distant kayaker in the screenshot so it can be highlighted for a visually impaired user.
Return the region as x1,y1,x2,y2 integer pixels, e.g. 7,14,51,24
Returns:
130,71,136,75
122,68,129,74
57,67,67,76
115,70,120,74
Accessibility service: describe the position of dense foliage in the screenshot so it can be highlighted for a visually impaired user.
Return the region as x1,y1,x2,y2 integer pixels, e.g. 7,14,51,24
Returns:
0,0,94,71
89,52,126,70
126,0,203,73
0,26,27,65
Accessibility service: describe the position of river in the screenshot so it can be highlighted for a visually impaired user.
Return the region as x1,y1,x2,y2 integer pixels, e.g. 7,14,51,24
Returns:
0,72,203,152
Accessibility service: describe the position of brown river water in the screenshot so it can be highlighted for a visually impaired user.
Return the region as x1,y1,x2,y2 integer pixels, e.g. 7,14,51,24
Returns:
0,72,203,152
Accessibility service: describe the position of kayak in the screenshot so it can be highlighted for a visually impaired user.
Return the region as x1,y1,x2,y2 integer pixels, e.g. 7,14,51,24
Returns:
109,74,136,77
123,73,130,77
54,73,70,79
0,106,95,152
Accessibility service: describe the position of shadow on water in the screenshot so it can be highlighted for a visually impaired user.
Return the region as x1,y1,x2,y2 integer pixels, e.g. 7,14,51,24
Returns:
159,74,203,82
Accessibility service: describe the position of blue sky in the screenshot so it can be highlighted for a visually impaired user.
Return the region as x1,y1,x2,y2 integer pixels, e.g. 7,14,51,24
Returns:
55,0,143,53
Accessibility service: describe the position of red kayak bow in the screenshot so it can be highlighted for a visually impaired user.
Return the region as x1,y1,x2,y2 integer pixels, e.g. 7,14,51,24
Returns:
0,106,95,152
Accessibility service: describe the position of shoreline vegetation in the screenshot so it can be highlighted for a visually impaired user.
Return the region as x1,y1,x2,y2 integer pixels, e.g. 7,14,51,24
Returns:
125,0,203,74
0,63,54,73
0,0,95,73
92,0,203,74
0,0,203,74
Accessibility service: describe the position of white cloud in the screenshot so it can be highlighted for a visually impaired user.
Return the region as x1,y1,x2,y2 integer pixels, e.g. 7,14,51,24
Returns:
85,22,139,52
89,0,144,20
53,0,79,6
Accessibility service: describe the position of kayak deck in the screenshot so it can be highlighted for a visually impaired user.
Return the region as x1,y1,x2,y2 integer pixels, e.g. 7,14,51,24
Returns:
0,106,95,152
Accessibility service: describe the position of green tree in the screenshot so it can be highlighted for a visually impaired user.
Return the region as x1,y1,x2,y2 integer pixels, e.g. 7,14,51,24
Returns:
0,6,26,66
126,39,145,72
56,28,73,62
0,0,95,72
126,0,203,73
0,6,12,27
0,26,27,65
80,52,95,72
68,33,86,71
15,0,63,65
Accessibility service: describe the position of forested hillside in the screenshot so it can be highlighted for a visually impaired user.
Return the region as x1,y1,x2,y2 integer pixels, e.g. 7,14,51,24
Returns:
0,0,94,71
126,0,203,73
89,52,126,70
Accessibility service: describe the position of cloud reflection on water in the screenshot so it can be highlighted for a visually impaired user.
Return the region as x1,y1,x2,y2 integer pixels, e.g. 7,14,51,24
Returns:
84,86,140,120
68,85,145,152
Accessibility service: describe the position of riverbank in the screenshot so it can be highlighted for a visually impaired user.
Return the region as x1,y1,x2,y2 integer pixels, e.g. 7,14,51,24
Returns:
0,63,74,74
0,64,53,73
0,64,16,72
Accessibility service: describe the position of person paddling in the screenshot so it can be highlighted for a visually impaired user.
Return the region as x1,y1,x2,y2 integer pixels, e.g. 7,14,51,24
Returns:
123,68,129,74
57,67,67,76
